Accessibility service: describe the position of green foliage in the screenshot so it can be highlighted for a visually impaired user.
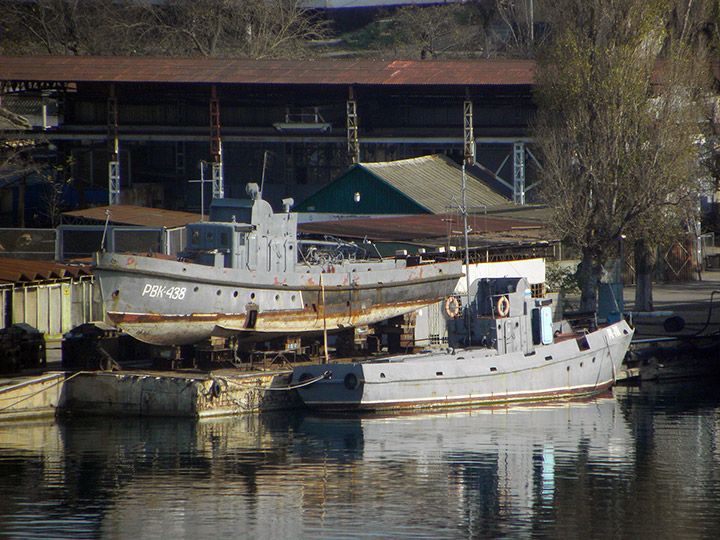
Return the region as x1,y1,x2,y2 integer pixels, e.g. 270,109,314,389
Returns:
545,262,581,294
532,0,711,310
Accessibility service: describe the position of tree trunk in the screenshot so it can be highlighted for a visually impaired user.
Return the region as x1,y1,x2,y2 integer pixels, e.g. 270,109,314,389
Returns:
634,239,654,312
577,247,601,313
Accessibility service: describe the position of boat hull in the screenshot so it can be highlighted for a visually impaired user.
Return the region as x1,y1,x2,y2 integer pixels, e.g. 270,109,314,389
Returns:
93,252,463,345
292,319,634,410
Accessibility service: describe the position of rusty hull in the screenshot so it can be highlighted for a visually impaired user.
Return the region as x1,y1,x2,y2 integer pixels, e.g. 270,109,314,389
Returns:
95,252,462,346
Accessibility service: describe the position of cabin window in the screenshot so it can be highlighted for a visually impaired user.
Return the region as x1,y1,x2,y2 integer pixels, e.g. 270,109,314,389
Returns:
220,232,229,248
206,231,214,242
191,230,200,246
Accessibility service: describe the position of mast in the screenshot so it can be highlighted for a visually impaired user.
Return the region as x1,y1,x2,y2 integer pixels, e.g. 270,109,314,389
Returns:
462,163,472,343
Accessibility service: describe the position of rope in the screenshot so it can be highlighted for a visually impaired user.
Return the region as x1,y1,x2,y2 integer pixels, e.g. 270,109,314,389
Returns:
0,371,88,414
685,290,720,337
219,370,331,392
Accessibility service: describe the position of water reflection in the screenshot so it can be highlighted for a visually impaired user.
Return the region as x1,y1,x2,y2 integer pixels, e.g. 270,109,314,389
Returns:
292,395,633,539
0,381,718,540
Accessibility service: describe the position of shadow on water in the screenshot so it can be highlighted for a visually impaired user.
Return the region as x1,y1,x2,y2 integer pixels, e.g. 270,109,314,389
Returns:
0,381,718,539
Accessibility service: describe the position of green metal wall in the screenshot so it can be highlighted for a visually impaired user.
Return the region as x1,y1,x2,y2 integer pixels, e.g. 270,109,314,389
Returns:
295,167,429,215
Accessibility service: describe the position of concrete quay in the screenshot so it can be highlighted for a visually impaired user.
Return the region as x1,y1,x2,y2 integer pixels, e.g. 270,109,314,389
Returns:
619,270,720,381
1,369,295,422
624,270,720,338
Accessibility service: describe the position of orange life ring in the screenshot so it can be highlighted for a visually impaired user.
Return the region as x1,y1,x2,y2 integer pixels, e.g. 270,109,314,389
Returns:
496,295,510,317
444,296,461,318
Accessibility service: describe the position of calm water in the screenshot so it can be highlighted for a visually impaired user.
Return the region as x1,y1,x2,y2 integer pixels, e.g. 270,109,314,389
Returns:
0,380,719,540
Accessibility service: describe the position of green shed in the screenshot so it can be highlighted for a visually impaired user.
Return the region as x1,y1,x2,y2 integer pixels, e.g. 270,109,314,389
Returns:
294,154,510,215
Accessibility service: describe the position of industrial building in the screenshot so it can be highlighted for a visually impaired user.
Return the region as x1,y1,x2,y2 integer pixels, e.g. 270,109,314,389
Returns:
0,56,537,221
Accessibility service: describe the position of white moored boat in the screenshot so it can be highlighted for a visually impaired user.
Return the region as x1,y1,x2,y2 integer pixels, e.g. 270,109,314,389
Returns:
292,276,634,410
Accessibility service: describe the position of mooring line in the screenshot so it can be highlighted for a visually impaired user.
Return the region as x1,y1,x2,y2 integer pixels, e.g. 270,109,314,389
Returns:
219,371,331,392
0,371,88,414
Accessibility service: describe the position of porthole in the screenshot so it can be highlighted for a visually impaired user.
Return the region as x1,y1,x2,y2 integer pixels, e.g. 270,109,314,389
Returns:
344,373,358,390
250,292,256,300
275,294,280,301
233,291,239,298
216,290,222,296
193,286,199,293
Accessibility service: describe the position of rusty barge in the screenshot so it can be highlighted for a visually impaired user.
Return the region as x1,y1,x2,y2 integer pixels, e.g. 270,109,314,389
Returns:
92,183,463,348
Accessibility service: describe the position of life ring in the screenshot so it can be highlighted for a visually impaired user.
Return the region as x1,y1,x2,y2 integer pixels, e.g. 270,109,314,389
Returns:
496,295,510,318
445,296,461,318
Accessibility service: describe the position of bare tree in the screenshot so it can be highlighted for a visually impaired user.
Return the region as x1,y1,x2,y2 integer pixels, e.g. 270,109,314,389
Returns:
3,0,150,55
2,0,327,58
496,0,538,57
387,4,475,59
468,0,503,59
532,0,708,312
145,0,328,58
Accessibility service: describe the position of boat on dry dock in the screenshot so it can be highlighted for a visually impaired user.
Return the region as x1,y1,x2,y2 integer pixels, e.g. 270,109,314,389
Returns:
92,183,463,346
291,276,634,410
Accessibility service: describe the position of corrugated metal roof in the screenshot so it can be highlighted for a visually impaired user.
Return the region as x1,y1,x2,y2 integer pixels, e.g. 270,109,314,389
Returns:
362,154,510,213
0,56,535,86
61,205,201,228
299,210,550,243
0,258,91,284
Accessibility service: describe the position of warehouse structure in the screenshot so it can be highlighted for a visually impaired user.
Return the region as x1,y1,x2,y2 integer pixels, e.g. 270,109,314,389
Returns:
0,56,537,219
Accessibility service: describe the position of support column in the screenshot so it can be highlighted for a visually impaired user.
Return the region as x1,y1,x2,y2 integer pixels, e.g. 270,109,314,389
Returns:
210,85,224,199
108,84,120,205
463,90,475,165
513,142,526,205
174,141,185,180
346,86,360,164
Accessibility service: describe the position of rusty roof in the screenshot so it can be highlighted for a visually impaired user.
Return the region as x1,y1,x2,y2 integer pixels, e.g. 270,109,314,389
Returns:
0,56,535,86
0,257,92,284
298,210,551,244
61,205,201,228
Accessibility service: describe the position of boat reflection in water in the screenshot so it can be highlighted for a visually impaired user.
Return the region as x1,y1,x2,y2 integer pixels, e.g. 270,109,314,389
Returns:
292,394,633,535
1,381,720,539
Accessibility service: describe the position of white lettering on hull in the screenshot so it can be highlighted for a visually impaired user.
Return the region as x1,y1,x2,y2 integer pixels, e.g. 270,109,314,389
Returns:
141,284,187,300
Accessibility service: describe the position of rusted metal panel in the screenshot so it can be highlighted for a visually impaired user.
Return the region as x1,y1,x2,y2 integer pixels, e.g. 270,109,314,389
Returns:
0,257,92,284
61,205,200,228
299,212,549,242
0,56,535,87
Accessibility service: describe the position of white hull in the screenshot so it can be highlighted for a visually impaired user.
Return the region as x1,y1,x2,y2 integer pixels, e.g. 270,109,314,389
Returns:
293,319,634,410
